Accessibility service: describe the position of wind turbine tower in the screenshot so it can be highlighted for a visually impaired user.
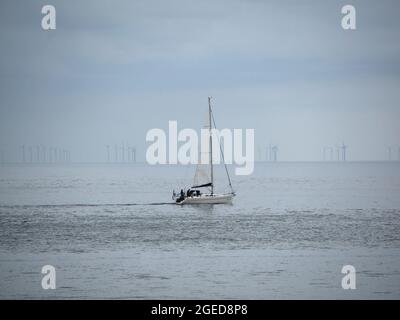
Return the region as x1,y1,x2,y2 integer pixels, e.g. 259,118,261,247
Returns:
268,145,273,161
341,142,347,161
271,145,278,162
22,145,26,163
29,146,33,163
36,145,40,163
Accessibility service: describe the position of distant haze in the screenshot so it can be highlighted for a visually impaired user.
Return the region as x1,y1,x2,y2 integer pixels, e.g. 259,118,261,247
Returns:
0,0,399,162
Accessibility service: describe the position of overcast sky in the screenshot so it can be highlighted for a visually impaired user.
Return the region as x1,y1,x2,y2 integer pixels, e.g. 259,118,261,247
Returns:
0,0,399,162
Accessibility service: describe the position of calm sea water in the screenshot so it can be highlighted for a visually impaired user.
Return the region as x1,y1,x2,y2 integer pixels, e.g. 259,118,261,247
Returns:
0,162,399,299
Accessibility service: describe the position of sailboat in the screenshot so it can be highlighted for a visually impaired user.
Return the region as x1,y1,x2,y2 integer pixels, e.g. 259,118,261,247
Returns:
173,97,236,205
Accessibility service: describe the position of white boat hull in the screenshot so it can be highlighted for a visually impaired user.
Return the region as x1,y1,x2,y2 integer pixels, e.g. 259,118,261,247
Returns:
177,193,234,205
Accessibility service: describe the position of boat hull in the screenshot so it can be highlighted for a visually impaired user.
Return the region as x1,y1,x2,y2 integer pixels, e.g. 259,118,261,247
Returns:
177,193,234,205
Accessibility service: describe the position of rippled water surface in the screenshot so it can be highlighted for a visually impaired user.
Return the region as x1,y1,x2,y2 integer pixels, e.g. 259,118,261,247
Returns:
0,162,399,298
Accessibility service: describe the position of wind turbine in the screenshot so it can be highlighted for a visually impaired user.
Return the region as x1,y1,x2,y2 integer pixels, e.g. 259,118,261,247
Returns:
36,145,40,162
335,145,340,161
271,145,278,162
29,146,33,163
341,142,347,161
22,145,26,163
268,144,273,161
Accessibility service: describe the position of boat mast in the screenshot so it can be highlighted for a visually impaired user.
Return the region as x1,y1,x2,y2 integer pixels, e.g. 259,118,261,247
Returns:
208,97,214,195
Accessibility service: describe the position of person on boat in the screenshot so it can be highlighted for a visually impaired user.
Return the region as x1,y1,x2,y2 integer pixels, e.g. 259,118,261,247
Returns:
176,189,185,203
187,189,199,197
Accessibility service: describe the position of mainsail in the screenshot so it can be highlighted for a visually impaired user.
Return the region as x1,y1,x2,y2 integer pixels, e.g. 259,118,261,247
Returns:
192,110,212,189
192,161,212,189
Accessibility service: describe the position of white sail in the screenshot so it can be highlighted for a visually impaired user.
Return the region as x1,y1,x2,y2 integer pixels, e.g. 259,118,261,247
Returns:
193,109,213,189
193,161,212,188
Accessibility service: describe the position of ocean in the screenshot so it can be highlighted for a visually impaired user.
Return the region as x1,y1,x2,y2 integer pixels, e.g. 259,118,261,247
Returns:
0,162,399,299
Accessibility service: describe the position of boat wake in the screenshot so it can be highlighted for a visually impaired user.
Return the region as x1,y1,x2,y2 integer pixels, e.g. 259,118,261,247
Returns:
0,202,176,209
